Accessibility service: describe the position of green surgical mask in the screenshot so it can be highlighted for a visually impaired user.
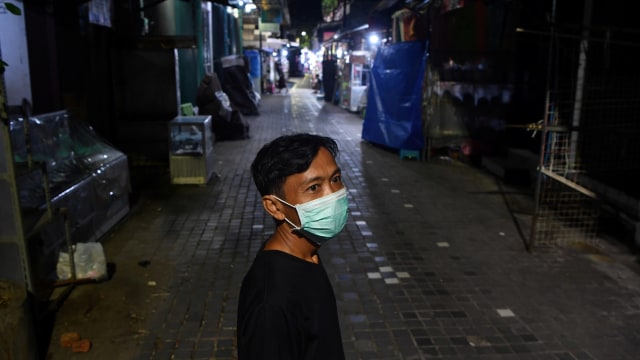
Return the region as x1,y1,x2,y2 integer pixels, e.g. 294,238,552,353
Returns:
273,188,349,245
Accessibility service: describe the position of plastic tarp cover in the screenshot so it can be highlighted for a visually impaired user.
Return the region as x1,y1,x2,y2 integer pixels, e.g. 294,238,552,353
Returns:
9,112,128,210
243,49,261,79
9,111,130,290
196,73,250,141
244,49,262,94
361,41,428,151
220,55,260,116
196,73,232,124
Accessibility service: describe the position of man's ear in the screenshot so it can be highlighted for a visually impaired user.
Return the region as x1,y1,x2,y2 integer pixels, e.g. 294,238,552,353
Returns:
262,195,286,220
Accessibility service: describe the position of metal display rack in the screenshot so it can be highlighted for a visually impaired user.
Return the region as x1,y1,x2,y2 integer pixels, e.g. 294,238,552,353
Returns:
169,115,215,185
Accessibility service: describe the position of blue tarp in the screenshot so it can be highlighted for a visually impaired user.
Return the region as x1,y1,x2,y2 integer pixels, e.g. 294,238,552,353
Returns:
361,41,428,151
244,49,261,79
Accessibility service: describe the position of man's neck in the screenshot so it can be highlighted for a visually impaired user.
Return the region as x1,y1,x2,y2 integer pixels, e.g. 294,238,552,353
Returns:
264,225,319,264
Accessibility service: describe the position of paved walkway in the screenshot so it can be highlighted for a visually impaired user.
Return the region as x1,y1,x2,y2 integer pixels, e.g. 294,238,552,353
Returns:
46,76,640,359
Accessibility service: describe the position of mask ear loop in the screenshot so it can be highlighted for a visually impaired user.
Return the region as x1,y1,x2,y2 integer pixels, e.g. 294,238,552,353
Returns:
271,194,295,208
270,195,302,231
283,218,301,231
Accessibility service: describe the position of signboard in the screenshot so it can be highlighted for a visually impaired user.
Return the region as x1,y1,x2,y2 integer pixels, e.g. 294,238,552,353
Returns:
261,8,282,23
260,22,280,33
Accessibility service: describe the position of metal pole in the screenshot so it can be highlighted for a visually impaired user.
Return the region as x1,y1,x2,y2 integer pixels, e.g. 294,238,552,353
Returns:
569,0,593,166
530,0,557,251
259,11,264,94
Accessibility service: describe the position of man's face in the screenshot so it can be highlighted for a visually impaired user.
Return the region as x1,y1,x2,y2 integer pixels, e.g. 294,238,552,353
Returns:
280,147,344,225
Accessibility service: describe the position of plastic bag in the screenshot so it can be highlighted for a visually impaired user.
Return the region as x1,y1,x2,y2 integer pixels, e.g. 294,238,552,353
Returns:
215,91,232,113
56,242,107,281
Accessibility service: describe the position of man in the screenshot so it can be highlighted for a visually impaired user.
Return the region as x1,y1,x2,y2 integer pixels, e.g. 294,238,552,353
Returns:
312,73,322,94
237,133,348,360
275,62,287,94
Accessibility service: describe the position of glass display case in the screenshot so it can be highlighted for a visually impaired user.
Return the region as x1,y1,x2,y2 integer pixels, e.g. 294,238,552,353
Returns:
169,115,215,184
1,107,130,354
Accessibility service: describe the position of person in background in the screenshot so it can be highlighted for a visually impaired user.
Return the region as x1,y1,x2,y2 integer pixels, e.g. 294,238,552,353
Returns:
237,133,348,360
275,62,287,94
312,73,322,94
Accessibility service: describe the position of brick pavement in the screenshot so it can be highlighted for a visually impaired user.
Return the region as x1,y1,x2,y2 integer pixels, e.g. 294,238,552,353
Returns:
46,76,640,359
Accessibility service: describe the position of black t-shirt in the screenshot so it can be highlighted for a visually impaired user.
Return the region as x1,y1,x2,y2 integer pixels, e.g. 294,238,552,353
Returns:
237,249,345,360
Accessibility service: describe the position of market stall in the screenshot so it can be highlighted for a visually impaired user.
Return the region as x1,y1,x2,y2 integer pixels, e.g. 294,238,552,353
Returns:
338,51,370,113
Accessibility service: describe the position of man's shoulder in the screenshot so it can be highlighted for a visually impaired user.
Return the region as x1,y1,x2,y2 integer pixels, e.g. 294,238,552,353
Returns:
239,252,303,308
246,250,309,276
242,251,315,291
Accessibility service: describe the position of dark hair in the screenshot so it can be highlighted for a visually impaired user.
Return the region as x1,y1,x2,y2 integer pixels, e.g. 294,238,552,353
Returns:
251,133,339,197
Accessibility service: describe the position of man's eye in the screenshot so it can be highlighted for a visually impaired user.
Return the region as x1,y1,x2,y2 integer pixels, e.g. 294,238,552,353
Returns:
331,175,342,183
308,184,319,192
